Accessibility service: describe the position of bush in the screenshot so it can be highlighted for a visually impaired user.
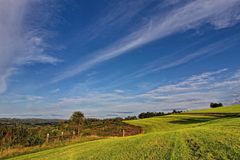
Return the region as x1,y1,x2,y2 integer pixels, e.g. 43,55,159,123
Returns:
172,110,182,114
124,116,137,120
210,103,223,108
138,112,165,119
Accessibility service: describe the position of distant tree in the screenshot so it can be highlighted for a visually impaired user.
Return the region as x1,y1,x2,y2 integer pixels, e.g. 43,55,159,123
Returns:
124,116,137,120
138,112,165,119
210,103,223,108
69,111,85,136
172,110,182,114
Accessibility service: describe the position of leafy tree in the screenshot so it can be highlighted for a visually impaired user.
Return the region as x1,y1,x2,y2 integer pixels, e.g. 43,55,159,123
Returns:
138,112,165,119
69,111,85,136
210,103,223,108
124,116,137,120
172,110,182,114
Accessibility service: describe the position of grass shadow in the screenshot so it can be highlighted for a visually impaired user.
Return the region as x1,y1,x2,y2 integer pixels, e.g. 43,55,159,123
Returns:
169,117,217,124
169,113,240,125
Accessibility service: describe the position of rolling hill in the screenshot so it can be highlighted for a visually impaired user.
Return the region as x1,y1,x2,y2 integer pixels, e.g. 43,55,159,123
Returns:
9,105,240,160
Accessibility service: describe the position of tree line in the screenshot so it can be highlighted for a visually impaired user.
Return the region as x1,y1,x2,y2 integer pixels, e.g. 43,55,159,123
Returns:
0,112,141,151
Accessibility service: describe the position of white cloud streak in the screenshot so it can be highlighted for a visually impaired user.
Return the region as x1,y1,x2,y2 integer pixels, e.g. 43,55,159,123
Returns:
0,94,43,104
146,69,228,94
50,69,240,117
128,35,239,79
2,68,238,118
140,69,240,107
0,0,61,94
83,0,152,42
54,0,240,82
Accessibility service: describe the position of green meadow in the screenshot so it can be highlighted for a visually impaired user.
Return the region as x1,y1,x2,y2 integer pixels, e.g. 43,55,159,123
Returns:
9,105,240,160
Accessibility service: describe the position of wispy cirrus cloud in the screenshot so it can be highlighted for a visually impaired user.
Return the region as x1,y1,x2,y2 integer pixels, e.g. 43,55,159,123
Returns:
2,68,238,118
0,94,43,104
150,37,239,72
143,69,228,95
140,68,240,106
49,69,240,118
54,0,240,82
83,0,152,42
125,34,239,79
0,0,61,94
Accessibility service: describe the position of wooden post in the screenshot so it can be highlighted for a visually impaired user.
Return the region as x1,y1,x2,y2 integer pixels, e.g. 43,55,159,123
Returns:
72,131,75,138
122,129,125,137
61,131,64,140
46,133,49,143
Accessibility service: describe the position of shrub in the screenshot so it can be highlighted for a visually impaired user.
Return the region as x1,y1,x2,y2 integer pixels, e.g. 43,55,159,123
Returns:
138,112,165,119
210,103,223,108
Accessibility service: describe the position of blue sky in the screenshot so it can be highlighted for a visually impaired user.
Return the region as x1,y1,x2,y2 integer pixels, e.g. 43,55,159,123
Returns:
0,0,240,118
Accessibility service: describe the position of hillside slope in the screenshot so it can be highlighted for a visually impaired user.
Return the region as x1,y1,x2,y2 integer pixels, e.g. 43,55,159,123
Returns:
9,105,240,160
185,105,240,114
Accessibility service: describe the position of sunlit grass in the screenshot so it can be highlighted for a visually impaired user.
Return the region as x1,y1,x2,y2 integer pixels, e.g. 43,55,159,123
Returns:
9,105,240,160
186,104,240,114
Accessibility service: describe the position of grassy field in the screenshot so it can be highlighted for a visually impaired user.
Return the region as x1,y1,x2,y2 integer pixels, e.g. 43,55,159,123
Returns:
185,105,240,114
8,105,240,160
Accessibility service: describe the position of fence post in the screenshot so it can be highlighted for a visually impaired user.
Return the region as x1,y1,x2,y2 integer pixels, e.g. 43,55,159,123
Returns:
61,131,64,140
46,133,49,143
122,129,125,137
72,131,75,138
